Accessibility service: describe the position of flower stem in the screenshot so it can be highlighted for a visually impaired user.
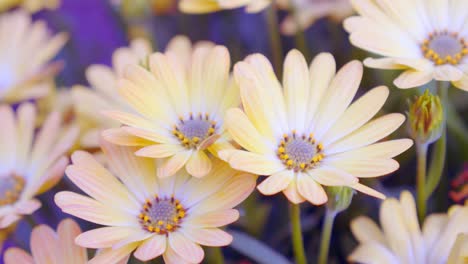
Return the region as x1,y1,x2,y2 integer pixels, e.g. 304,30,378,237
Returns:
210,247,225,264
416,143,428,223
289,203,307,264
266,4,283,76
318,209,336,264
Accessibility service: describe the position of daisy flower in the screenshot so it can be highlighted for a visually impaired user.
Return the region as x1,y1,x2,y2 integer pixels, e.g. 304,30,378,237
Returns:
0,0,59,13
4,219,87,264
221,50,412,204
344,0,468,90
349,191,468,264
0,10,67,103
103,41,239,178
0,103,78,228
179,0,271,14
55,140,256,264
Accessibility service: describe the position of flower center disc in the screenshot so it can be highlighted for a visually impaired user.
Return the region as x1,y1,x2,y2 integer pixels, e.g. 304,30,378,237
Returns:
277,132,324,172
139,196,186,235
173,113,216,149
0,174,25,206
422,31,468,65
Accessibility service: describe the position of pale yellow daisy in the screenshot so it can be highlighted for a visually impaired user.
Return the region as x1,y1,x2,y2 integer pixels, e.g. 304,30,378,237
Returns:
0,0,59,13
280,0,353,35
349,191,468,264
0,103,78,228
345,0,468,90
0,10,67,103
221,50,412,204
103,41,239,178
179,0,271,14
55,140,256,264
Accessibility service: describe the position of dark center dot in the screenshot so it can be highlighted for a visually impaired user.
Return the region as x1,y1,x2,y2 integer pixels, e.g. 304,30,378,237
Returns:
277,132,324,172
422,31,468,65
173,113,216,149
0,174,25,206
139,196,186,235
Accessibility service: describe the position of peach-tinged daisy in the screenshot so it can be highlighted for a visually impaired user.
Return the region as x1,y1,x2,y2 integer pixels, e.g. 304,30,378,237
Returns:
448,233,468,264
55,140,256,264
0,10,67,103
344,0,468,90
0,103,78,228
349,191,468,264
222,50,412,204
4,219,87,264
0,0,59,13
103,42,239,178
179,0,271,14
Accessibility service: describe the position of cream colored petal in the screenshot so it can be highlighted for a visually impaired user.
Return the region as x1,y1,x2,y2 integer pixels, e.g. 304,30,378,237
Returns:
169,232,204,263
135,144,185,158
223,150,283,175
57,219,87,264
189,43,215,113
283,49,310,133
308,166,358,186
0,105,17,175
186,150,212,178
321,86,389,145
350,183,386,200
134,235,167,261
112,230,152,250
179,0,222,14
350,216,386,243
283,177,306,204
326,113,406,155
75,226,139,249
399,191,425,264
103,110,163,134
157,150,192,178
163,245,192,264
328,139,413,160
100,128,156,146
181,227,233,247
85,65,117,98
14,199,41,215
348,243,399,264
165,35,192,66
122,126,178,145
225,108,271,153
257,170,293,195
0,214,20,229
35,156,68,195
16,103,35,172
31,225,59,264
4,248,34,264
88,242,138,264
422,214,448,252
324,158,400,178
297,173,328,205
54,191,134,226
245,0,270,13
434,65,464,81
393,69,434,89
185,209,239,228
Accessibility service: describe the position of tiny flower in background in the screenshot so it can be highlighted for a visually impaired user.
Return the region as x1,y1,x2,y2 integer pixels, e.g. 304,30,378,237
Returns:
55,140,256,263
0,10,67,103
450,164,468,204
0,0,59,13
179,0,271,14
349,191,468,264
3,219,87,264
279,0,353,35
222,50,412,204
345,0,468,90
103,40,240,178
407,90,444,145
0,103,78,228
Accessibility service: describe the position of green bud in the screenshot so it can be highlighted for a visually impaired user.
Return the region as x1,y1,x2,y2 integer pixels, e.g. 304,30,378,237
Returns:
325,186,354,213
408,90,444,145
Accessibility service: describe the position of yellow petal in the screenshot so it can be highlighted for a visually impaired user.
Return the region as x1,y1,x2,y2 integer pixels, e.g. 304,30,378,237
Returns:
168,232,204,263
133,235,166,262
257,170,293,195
186,150,212,178
297,173,328,205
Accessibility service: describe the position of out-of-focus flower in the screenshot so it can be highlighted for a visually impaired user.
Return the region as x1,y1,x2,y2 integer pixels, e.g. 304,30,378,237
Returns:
0,10,67,103
103,40,239,178
349,191,468,264
345,0,468,90
450,164,468,204
179,0,271,14
279,0,353,35
447,233,468,264
407,90,443,145
0,103,78,229
37,88,75,126
3,219,87,264
0,0,59,13
221,50,412,205
55,140,256,264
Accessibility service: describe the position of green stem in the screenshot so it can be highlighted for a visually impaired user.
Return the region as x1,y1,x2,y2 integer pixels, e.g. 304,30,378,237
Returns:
318,209,336,264
416,143,428,223
211,247,225,264
289,203,307,264
266,4,283,77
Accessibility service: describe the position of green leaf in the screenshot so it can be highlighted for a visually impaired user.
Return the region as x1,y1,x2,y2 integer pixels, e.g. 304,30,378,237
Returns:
425,130,446,198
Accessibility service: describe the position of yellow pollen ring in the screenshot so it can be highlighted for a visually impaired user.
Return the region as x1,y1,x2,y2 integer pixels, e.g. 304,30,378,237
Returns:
139,197,187,235
277,133,325,172
421,30,468,65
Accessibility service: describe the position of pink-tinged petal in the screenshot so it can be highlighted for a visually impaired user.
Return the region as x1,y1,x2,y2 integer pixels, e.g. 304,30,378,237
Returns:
169,232,205,263
133,235,167,261
297,173,328,205
282,178,306,204
257,170,293,195
393,69,433,89
88,242,138,264
14,199,42,215
112,230,153,249
327,139,413,160
350,216,386,244
350,183,386,200
223,149,283,175
348,243,399,264
308,166,358,186
325,158,400,178
135,144,185,158
4,248,34,264
0,214,20,228
101,128,155,147
57,219,87,264
54,191,133,226
186,151,212,178
31,225,59,264
0,105,17,175
36,156,68,195
186,209,239,228
182,228,233,247
75,226,139,248
157,150,192,178
163,245,192,264
16,103,36,172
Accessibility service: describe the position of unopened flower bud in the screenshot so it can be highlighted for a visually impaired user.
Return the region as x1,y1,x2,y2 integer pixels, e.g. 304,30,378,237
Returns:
326,186,354,213
408,90,443,145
